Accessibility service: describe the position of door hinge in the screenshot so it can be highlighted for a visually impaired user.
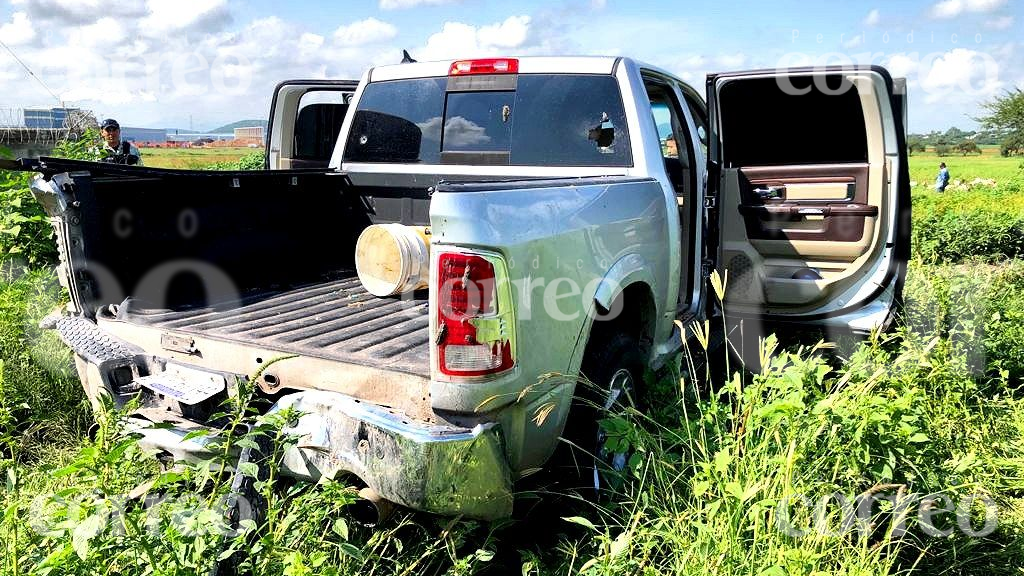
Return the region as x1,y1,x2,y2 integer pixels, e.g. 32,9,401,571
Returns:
701,258,715,279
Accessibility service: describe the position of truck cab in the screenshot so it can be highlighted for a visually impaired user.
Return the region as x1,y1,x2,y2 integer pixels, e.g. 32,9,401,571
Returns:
19,56,909,520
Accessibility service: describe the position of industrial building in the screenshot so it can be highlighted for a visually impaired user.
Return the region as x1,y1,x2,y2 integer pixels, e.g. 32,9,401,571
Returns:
234,126,264,143
23,107,79,129
120,127,167,143
166,132,233,143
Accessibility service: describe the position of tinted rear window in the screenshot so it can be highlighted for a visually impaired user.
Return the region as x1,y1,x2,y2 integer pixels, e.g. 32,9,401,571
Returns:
343,74,631,167
443,91,514,153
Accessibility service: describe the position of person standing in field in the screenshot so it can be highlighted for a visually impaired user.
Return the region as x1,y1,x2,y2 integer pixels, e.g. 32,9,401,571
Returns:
935,162,949,192
98,119,143,165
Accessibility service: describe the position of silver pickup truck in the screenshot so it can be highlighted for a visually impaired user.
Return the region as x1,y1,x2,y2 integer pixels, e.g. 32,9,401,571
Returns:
17,56,910,520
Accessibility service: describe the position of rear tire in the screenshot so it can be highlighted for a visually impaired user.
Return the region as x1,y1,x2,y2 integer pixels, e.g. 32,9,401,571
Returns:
563,331,646,498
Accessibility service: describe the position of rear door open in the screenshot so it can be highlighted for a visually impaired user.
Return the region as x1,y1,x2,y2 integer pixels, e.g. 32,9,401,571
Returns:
266,80,358,169
708,66,910,334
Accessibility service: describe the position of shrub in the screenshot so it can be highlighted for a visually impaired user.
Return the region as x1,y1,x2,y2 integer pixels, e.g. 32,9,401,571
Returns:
0,155,50,267
903,259,1024,385
912,181,1024,262
907,136,925,156
539,321,1024,576
0,130,103,267
957,140,981,155
1000,134,1024,157
205,150,265,170
0,267,89,464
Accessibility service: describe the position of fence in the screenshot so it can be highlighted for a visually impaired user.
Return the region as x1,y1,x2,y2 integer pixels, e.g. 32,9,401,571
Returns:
0,108,97,144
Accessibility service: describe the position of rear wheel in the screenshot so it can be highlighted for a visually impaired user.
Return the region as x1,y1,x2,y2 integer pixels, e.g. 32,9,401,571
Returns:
565,331,646,497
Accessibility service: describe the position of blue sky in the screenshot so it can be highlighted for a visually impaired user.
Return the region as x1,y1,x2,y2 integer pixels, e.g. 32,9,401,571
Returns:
0,0,1019,131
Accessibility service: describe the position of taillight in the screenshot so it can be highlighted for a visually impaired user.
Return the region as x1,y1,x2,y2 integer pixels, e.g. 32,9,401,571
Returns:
436,252,515,377
448,58,519,76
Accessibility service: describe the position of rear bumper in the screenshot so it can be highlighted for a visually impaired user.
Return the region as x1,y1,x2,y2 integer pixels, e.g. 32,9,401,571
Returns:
131,390,514,520
52,315,513,519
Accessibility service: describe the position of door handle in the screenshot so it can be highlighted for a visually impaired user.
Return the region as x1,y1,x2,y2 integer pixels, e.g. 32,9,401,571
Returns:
753,185,785,200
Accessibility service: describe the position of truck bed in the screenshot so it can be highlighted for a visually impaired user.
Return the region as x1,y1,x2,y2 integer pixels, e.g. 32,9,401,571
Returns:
119,274,431,378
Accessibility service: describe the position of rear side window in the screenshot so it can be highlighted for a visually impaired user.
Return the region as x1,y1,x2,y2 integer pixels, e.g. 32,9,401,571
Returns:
718,75,868,167
343,74,632,167
344,77,446,164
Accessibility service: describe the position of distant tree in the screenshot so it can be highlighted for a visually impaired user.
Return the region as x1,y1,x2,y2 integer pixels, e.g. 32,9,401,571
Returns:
1000,133,1024,157
944,126,970,141
935,144,953,157
907,136,925,156
956,140,981,155
980,89,1024,157
974,129,1005,146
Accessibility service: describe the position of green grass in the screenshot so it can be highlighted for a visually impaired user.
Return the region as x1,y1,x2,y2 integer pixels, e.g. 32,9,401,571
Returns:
910,153,1024,263
908,148,1022,190
140,147,257,169
0,267,90,442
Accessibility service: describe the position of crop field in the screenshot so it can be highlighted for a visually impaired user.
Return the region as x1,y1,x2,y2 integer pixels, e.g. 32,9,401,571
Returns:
140,147,259,170
909,146,1019,187
1,134,1024,575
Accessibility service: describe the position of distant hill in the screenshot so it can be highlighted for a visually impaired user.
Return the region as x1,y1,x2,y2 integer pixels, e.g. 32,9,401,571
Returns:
208,120,268,134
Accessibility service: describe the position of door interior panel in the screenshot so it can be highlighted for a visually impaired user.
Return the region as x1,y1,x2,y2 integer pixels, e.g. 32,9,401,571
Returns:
722,162,882,307
737,164,874,245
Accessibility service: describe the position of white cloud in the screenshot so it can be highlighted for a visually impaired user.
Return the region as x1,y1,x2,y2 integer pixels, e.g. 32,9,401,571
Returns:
477,15,530,48
0,11,36,45
985,15,1015,29
885,54,918,78
439,116,489,147
842,34,864,49
67,17,127,48
679,55,706,68
715,53,746,68
379,0,458,10
930,0,1007,19
660,52,750,84
139,0,231,35
930,0,962,18
13,0,147,26
863,9,880,26
298,32,324,55
919,48,1003,103
333,18,398,46
418,15,531,60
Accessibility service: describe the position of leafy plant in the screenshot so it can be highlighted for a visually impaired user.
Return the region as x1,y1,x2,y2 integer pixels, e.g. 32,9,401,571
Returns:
0,151,51,268
0,129,103,267
205,151,265,171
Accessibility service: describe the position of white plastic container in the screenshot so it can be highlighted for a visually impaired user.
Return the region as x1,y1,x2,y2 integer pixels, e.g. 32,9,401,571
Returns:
355,224,431,297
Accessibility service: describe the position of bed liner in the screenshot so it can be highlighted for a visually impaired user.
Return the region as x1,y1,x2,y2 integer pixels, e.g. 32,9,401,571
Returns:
117,274,430,378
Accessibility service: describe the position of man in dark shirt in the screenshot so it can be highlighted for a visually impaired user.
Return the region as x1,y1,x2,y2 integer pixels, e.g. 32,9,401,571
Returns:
98,119,143,165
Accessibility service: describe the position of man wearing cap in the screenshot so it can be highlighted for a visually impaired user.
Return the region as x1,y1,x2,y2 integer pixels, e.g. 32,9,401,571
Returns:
99,119,143,165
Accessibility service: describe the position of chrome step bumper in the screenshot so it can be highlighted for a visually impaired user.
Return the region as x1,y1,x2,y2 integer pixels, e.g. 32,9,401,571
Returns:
127,390,514,520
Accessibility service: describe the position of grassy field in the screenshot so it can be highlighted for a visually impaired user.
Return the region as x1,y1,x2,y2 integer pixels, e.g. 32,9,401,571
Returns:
908,146,1022,189
140,146,257,169
1,143,1024,575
